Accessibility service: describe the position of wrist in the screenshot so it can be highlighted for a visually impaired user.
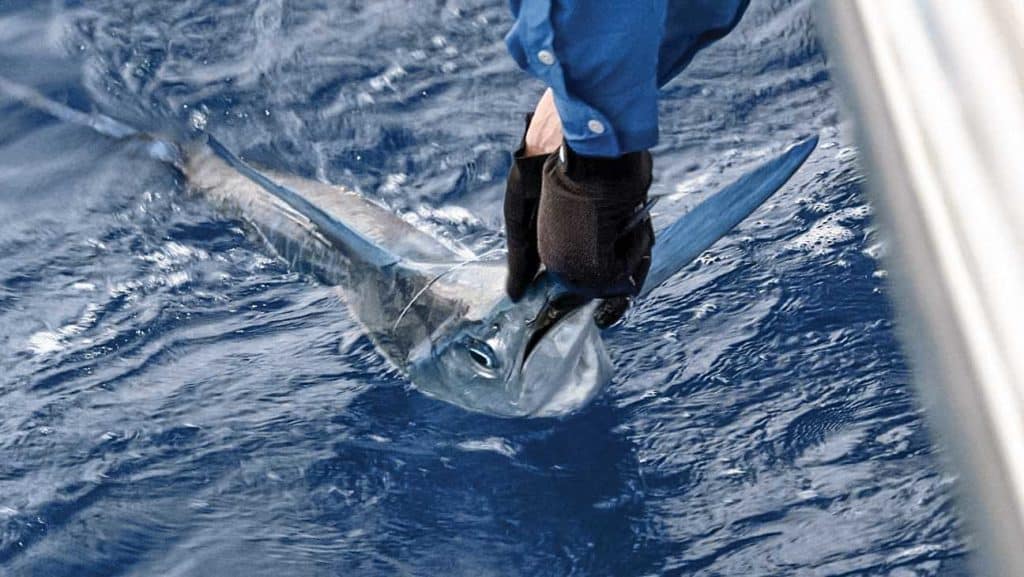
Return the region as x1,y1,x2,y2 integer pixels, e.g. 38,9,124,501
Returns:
558,142,651,186
524,88,563,156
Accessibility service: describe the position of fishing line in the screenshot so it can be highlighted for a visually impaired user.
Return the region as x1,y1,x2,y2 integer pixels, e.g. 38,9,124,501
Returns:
392,248,506,332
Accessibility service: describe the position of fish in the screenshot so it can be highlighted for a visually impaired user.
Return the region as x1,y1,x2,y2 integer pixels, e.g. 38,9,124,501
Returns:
0,76,817,418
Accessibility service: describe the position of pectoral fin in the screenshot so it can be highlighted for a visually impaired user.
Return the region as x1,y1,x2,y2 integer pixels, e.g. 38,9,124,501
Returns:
641,135,818,297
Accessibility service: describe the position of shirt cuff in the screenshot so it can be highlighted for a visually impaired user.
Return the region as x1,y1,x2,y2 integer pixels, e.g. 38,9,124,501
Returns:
551,90,658,158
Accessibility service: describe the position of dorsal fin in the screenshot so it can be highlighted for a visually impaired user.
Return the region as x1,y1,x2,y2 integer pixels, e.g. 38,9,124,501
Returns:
641,135,818,297
0,74,402,270
203,135,401,269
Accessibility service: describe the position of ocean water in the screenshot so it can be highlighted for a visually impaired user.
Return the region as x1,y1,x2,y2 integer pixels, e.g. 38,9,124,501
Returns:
0,1,971,576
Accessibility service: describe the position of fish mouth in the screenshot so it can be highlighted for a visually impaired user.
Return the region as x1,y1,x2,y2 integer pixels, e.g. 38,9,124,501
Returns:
515,294,613,417
521,292,592,365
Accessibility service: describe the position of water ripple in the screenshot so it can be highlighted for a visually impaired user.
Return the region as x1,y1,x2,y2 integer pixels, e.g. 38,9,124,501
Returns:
0,0,969,575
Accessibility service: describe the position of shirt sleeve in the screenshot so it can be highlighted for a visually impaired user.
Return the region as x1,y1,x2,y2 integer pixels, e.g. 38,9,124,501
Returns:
506,0,665,157
506,0,749,158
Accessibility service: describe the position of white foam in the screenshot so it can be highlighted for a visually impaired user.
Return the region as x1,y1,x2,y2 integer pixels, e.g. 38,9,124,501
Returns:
456,437,517,458
789,205,872,255
368,64,407,92
26,303,101,355
379,172,408,194
720,467,746,478
790,221,855,254
139,241,209,272
166,271,190,287
27,331,63,355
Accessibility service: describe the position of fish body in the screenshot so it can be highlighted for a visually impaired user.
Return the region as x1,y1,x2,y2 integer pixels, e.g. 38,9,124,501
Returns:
0,75,817,418
185,137,610,417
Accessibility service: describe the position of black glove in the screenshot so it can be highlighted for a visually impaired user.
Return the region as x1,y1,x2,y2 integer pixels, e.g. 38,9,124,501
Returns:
504,114,549,302
503,119,654,328
537,142,655,301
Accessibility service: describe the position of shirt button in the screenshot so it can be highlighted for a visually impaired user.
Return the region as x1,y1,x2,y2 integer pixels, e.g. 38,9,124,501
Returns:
537,50,555,65
587,119,606,134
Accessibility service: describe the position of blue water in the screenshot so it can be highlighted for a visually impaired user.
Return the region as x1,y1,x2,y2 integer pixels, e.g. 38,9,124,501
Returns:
0,1,971,575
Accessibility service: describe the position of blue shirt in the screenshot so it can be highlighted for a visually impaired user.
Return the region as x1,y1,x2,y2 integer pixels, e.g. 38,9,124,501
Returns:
506,0,748,157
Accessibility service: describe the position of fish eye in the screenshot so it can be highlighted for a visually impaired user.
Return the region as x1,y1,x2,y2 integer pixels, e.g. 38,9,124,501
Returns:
464,338,498,371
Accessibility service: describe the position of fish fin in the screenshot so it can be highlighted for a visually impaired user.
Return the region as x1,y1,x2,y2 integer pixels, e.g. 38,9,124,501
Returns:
0,74,184,166
0,75,400,270
640,135,818,298
0,75,140,139
204,134,401,269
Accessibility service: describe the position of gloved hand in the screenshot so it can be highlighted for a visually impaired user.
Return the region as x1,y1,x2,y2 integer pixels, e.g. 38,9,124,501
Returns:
537,142,655,300
504,118,655,328
504,114,548,302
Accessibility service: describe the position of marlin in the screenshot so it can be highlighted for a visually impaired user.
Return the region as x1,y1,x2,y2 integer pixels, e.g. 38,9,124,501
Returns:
1,76,817,417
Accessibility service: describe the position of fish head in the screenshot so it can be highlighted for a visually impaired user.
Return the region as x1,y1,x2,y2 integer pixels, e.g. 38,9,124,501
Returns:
407,272,612,418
